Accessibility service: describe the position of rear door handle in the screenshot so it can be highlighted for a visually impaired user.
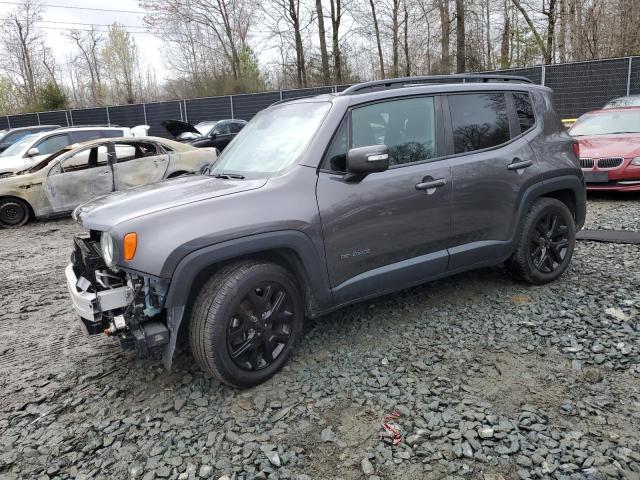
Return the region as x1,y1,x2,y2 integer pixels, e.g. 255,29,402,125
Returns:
415,178,447,192
507,159,533,170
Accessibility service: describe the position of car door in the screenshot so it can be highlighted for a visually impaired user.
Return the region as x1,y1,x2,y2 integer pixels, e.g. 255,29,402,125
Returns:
44,144,114,213
316,95,451,305
113,141,169,190
445,91,542,269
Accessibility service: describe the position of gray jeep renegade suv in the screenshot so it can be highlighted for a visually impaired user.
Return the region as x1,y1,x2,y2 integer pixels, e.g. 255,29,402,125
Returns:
65,74,586,388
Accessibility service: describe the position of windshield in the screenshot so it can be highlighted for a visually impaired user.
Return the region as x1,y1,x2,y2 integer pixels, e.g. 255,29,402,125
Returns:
211,102,331,176
195,121,218,137
569,111,640,136
0,134,35,157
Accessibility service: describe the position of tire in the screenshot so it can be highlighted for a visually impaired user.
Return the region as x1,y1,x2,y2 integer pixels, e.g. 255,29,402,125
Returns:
189,261,304,388
0,197,30,228
506,197,576,285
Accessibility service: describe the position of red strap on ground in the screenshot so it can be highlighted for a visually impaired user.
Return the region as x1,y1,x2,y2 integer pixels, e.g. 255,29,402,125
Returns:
381,410,402,445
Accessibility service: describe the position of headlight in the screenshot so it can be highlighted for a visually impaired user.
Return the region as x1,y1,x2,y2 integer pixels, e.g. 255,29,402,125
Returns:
632,157,640,166
100,232,114,267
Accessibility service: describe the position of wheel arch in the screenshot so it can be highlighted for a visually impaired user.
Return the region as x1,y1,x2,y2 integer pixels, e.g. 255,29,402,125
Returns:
160,231,332,370
513,175,586,244
163,230,332,314
0,194,34,222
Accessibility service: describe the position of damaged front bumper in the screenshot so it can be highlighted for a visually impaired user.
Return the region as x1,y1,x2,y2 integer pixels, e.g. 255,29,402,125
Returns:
65,263,133,334
65,235,172,360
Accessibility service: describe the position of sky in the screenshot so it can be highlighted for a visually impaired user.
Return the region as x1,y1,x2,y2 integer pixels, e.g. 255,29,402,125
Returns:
0,0,166,79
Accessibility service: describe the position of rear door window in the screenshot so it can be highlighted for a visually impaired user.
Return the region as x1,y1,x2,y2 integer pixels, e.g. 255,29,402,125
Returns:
101,129,125,138
70,130,104,143
448,93,510,154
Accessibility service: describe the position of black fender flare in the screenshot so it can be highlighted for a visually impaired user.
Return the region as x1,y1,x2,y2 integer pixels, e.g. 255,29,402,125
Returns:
161,230,333,369
510,174,586,246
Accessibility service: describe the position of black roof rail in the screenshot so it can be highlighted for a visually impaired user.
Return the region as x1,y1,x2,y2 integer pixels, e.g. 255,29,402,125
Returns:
341,74,533,95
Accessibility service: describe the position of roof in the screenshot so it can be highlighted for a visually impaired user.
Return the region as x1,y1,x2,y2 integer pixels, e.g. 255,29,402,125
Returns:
61,135,195,152
581,106,640,115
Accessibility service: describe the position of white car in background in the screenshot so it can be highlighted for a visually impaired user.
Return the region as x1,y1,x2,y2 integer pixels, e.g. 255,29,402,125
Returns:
0,125,149,175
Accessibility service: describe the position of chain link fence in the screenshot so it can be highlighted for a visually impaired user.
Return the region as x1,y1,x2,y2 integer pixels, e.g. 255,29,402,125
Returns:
1,56,638,136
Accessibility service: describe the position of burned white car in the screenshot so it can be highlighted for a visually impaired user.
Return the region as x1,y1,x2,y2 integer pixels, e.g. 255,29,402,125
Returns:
0,137,216,228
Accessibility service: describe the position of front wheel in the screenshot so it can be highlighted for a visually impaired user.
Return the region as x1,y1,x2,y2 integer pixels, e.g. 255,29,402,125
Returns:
189,261,304,388
507,198,576,285
0,197,30,228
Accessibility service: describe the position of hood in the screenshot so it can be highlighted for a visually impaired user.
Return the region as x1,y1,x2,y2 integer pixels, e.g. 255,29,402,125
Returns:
0,154,27,174
161,119,202,139
575,134,640,159
74,174,267,231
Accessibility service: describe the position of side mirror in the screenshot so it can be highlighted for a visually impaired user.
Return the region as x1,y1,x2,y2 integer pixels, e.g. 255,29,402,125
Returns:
209,132,217,139
345,145,389,181
27,147,40,157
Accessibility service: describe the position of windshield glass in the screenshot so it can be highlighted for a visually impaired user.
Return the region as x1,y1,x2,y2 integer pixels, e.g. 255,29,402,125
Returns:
0,134,35,157
195,121,218,137
211,102,331,176
569,111,640,136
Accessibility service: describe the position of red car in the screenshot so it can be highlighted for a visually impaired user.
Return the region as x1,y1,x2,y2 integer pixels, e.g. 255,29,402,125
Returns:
569,107,640,191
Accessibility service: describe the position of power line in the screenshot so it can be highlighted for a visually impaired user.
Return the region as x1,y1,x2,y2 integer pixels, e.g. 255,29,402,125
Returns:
0,21,153,34
38,20,148,30
0,1,145,14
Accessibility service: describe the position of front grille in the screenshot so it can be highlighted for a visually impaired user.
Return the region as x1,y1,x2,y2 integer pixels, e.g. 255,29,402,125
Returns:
579,158,594,168
596,157,623,169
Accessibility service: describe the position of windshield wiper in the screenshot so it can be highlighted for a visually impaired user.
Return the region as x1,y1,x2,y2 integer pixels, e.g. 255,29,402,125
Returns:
212,172,245,179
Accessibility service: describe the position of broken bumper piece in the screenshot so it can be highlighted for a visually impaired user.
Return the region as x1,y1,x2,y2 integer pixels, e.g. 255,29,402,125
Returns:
65,263,134,334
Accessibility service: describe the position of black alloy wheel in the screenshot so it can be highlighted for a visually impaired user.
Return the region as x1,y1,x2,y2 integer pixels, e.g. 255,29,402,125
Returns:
227,282,294,371
506,197,576,285
529,212,570,274
189,261,304,388
0,198,29,228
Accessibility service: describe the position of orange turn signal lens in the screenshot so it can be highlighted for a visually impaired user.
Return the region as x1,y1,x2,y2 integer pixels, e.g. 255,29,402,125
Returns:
123,233,138,261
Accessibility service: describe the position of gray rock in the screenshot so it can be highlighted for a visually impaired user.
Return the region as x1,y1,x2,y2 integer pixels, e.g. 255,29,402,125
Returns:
361,458,375,475
320,427,335,442
198,465,213,479
266,451,281,467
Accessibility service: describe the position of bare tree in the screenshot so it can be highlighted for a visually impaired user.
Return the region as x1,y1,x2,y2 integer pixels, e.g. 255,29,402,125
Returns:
368,0,385,78
102,23,139,104
141,0,254,81
329,0,344,83
0,0,45,107
455,0,465,72
436,0,451,73
69,28,105,105
316,0,331,84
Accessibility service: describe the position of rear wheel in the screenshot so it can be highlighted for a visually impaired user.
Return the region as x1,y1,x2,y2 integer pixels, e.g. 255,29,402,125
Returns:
0,198,30,228
507,198,575,285
189,261,303,388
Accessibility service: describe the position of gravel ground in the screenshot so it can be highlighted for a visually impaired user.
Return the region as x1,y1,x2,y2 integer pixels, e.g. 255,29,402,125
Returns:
0,193,639,480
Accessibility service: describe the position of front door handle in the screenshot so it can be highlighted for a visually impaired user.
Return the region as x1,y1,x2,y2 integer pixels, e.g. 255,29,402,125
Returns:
415,178,447,193
507,159,533,170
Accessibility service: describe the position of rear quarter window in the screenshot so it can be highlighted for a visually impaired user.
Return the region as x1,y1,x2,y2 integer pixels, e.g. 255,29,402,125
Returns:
512,92,536,133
